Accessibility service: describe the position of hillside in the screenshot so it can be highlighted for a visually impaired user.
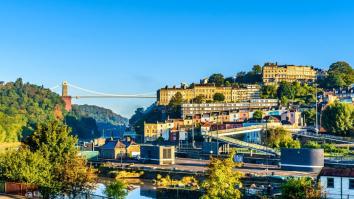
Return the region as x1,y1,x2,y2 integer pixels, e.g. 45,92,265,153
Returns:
71,104,128,125
0,79,128,142
0,78,65,142
70,104,128,138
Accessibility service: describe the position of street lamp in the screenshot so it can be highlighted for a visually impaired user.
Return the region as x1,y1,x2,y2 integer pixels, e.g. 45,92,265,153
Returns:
315,76,319,135
120,151,123,169
216,115,219,157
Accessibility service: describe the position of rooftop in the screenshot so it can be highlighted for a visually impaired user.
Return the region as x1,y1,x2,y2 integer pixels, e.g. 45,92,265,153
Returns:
319,167,354,178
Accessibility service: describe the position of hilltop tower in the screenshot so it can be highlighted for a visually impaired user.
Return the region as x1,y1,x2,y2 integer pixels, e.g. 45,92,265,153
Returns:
61,81,72,111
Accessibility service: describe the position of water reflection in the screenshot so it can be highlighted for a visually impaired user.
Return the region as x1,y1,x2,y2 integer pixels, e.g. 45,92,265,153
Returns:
93,179,157,199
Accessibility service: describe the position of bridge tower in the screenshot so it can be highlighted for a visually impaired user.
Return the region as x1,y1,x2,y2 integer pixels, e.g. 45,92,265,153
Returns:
61,81,72,111
62,81,69,96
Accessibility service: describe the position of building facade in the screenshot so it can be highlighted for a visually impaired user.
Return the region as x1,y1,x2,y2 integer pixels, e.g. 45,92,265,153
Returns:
262,64,316,85
181,99,279,118
99,140,140,159
157,84,261,105
140,144,175,165
144,121,174,142
334,84,354,103
320,167,354,199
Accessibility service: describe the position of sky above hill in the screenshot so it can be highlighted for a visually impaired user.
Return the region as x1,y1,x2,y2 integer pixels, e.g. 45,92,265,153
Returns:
1,0,354,117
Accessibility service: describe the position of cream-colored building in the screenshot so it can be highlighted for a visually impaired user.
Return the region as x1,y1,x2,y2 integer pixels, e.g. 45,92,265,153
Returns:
262,64,316,85
157,84,260,105
144,121,174,142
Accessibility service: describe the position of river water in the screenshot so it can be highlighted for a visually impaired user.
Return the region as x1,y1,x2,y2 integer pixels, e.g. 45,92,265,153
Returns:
93,179,157,199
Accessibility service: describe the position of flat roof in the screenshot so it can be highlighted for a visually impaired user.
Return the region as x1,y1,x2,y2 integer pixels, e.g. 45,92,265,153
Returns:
319,167,354,178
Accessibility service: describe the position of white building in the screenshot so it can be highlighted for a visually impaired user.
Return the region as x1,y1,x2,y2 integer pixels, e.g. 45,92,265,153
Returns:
319,167,354,199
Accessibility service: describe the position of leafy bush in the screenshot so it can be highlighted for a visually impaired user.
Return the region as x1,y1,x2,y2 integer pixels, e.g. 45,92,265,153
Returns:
264,127,301,149
105,180,128,199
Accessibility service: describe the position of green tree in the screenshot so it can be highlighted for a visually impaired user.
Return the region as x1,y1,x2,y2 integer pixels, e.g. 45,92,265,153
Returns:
208,73,225,87
65,115,100,140
325,61,354,88
201,150,243,199
169,92,184,106
168,92,184,118
325,74,346,88
156,136,164,143
303,141,321,149
25,121,97,198
260,85,278,99
303,109,316,126
321,102,354,136
105,180,128,199
0,78,66,143
192,95,206,104
264,127,301,149
213,93,225,102
304,141,349,155
253,110,263,120
235,69,262,84
0,112,26,143
281,177,322,199
277,81,296,104
0,147,52,189
252,65,262,74
224,81,231,87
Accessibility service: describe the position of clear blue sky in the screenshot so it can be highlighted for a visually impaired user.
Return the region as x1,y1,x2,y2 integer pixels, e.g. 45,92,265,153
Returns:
1,0,354,117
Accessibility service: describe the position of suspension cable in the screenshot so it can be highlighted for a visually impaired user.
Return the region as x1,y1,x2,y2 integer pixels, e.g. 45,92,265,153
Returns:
66,82,155,97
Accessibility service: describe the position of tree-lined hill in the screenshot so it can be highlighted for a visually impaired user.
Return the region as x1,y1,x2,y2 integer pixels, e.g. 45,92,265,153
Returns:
0,78,65,142
68,105,128,139
71,104,128,126
0,79,127,142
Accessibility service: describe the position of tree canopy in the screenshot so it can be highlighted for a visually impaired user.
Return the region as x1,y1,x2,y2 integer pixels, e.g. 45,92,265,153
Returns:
213,93,225,102
208,73,225,87
0,78,115,142
302,109,316,126
0,78,66,143
260,85,277,99
0,147,52,188
71,104,127,126
201,150,243,199
192,94,206,104
264,127,301,149
321,102,354,136
0,121,97,198
169,92,184,106
319,61,354,88
234,66,262,84
105,180,128,199
281,177,322,199
274,82,316,105
252,110,263,120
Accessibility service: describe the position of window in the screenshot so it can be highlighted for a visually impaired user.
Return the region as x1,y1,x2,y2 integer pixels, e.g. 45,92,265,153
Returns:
163,148,172,159
327,178,334,188
349,179,354,189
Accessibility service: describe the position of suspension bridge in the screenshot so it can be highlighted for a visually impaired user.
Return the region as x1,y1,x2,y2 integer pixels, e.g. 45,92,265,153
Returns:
50,81,156,111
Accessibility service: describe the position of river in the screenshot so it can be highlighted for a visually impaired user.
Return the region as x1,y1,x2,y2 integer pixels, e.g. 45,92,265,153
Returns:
93,179,157,199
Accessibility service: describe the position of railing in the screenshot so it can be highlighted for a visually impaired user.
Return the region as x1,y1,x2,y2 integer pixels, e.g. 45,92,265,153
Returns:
211,135,279,156
206,125,264,136
207,124,306,137
295,131,354,144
